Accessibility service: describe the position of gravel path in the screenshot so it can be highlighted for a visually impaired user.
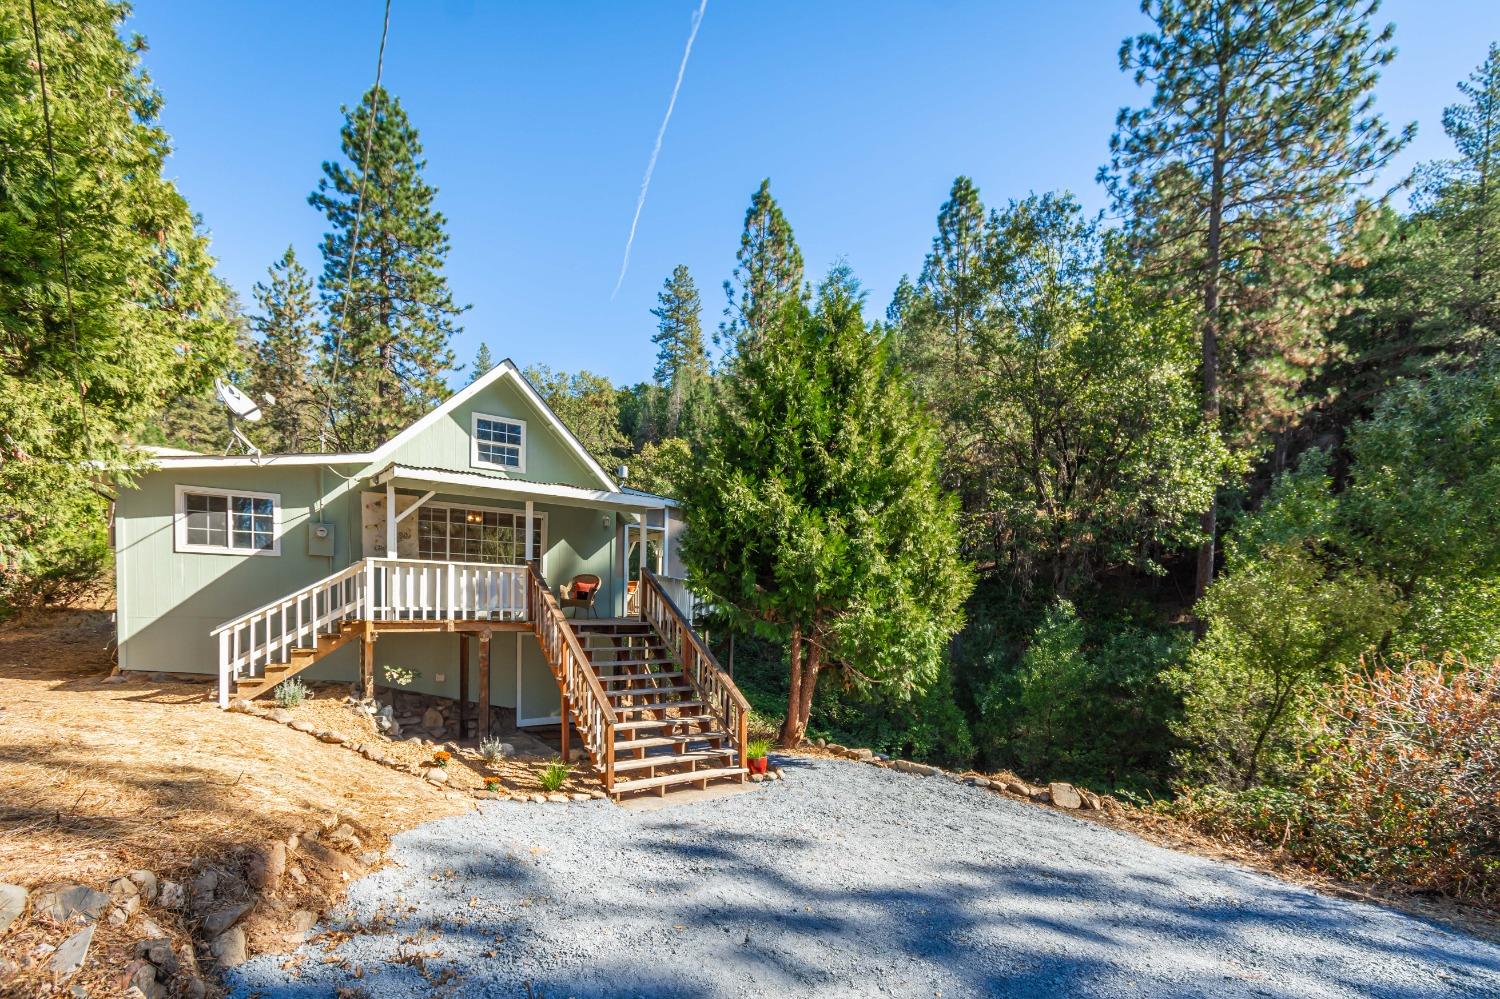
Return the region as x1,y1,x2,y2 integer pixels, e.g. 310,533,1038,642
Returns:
230,756,1500,998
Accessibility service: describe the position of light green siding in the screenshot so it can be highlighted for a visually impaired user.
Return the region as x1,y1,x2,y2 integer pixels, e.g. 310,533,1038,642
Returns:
113,366,644,725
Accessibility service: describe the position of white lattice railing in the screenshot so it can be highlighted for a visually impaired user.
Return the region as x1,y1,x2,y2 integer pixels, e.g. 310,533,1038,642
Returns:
212,557,529,708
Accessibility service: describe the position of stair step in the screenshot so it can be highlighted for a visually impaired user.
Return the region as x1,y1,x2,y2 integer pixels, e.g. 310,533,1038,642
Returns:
605,684,694,699
611,748,735,774
610,766,748,797
587,656,675,667
611,700,705,716
612,714,718,732
614,731,731,751
597,671,683,684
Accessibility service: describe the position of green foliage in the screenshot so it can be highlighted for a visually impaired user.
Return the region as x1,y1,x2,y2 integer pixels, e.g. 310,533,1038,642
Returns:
0,488,111,613
470,342,494,383
898,189,1232,593
479,736,507,764
524,365,629,462
651,264,710,439
0,0,236,611
718,179,806,361
381,664,419,687
538,760,568,793
249,247,322,452
312,85,463,451
745,738,771,760
274,677,309,709
1104,0,1409,450
1168,542,1398,789
627,437,690,498
1170,654,1500,901
681,263,972,744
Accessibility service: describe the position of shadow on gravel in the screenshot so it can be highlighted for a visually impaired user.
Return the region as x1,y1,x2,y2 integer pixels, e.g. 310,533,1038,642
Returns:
231,761,1500,999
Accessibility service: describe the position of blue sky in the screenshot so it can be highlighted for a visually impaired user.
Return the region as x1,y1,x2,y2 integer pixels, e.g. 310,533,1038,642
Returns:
129,1,1500,386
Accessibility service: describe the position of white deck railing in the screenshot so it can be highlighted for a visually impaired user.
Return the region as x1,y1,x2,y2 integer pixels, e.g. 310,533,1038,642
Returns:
212,557,529,708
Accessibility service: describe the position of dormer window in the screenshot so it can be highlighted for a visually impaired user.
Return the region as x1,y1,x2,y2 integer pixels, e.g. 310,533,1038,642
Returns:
472,413,525,471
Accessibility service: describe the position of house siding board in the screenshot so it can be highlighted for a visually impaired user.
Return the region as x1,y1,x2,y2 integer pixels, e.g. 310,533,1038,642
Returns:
381,376,603,489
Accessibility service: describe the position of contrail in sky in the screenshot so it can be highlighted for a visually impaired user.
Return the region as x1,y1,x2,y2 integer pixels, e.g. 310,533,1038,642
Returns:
612,0,708,299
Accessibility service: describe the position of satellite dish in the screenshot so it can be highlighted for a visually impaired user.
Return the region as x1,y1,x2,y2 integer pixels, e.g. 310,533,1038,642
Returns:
215,379,263,460
216,380,263,422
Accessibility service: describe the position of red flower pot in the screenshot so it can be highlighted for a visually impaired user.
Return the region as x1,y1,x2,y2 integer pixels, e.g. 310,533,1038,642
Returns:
747,756,768,775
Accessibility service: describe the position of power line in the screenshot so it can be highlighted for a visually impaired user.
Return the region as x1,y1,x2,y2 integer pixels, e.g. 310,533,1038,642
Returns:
322,0,393,449
26,0,89,451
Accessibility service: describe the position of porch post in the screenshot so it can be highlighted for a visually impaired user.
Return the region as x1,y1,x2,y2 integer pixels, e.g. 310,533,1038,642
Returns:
360,622,375,701
560,692,570,761
458,633,470,738
638,516,648,593
384,481,398,559
524,499,534,567
661,506,671,576
478,629,492,740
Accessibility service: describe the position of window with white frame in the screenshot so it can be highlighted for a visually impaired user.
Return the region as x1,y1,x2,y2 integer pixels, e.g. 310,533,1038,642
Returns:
472,413,525,470
416,504,543,564
175,486,279,554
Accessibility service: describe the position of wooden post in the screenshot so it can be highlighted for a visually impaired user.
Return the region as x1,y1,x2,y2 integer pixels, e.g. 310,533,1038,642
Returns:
360,623,375,701
524,499,534,567
384,481,397,559
478,630,492,740
560,691,570,761
458,633,470,738
638,518,648,615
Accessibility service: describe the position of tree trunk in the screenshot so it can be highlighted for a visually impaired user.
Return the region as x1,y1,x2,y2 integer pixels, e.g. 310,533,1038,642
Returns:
777,622,804,747
1194,80,1230,614
795,628,822,737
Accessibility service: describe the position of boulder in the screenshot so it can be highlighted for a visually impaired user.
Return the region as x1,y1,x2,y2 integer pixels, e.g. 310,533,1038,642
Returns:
267,708,294,724
1048,782,1082,809
157,881,185,910
134,937,177,974
569,792,591,802
421,707,445,731
327,824,360,849
0,884,26,933
749,773,766,783
848,747,875,761
49,924,94,977
128,870,159,902
317,730,345,744
109,877,141,924
34,884,109,923
967,776,993,788
1080,789,1102,810
119,958,165,999
210,926,247,968
202,900,253,935
290,720,318,734
545,793,568,803
289,909,317,943
247,842,286,892
1030,786,1053,804
892,759,941,777
424,767,448,784
189,869,218,912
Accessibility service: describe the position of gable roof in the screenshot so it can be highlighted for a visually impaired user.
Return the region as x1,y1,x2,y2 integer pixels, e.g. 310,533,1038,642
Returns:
146,359,622,491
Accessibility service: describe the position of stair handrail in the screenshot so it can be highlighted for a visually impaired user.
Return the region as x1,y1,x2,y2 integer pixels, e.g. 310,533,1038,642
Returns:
212,558,369,709
640,569,750,769
526,564,618,789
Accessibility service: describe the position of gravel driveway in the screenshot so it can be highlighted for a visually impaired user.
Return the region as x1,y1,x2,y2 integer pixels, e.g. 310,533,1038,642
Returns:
231,756,1500,998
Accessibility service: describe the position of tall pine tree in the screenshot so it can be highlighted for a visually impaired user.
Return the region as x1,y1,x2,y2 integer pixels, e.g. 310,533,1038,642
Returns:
249,247,321,452
470,341,494,383
1102,0,1409,599
1,0,236,607
719,179,806,362
311,86,464,451
650,264,708,438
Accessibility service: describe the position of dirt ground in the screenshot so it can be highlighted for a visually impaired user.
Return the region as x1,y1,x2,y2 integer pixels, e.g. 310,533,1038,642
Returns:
0,609,472,997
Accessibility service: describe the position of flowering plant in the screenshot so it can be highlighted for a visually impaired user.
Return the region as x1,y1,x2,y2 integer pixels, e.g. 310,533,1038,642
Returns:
485,776,502,792
432,751,452,768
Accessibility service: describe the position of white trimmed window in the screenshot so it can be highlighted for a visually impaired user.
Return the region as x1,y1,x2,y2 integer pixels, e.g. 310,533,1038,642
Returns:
175,485,280,555
415,504,544,564
471,413,525,471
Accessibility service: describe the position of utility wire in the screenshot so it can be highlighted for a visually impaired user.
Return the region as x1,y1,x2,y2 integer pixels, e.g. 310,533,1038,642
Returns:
26,0,89,452
322,0,393,449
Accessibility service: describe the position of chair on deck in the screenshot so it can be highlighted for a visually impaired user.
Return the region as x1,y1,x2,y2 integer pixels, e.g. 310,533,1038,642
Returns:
559,574,601,618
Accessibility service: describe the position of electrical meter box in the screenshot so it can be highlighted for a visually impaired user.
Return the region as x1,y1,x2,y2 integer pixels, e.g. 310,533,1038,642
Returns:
307,521,335,558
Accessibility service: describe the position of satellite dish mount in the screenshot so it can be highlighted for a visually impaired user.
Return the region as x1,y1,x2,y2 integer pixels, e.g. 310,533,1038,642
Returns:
215,380,264,460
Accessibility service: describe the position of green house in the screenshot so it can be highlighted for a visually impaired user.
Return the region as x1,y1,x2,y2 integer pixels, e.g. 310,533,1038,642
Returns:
114,360,748,797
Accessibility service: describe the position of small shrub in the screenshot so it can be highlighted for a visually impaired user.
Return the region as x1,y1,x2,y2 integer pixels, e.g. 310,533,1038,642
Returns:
484,776,502,792
382,664,420,687
746,738,771,760
1170,654,1500,903
479,737,507,765
538,760,568,793
274,677,309,709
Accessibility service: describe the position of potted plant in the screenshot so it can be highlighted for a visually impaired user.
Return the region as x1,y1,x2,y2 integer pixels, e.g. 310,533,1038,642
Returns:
746,738,770,776
432,750,452,769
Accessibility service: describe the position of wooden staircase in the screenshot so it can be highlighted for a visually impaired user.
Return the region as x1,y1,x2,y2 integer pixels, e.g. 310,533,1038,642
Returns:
231,620,361,701
571,618,746,798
